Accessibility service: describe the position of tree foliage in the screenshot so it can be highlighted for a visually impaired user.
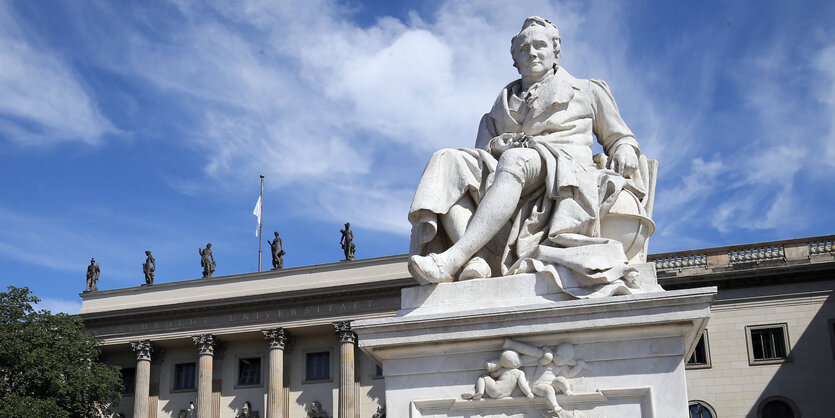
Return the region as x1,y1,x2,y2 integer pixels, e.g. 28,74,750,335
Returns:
0,286,122,418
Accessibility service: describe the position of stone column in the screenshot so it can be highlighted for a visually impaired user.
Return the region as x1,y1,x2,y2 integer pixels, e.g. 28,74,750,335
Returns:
333,321,357,418
192,334,217,418
262,328,291,418
130,340,153,418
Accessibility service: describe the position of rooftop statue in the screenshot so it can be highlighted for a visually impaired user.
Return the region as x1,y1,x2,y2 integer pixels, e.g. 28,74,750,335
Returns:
408,17,655,298
199,243,215,278
340,222,355,261
143,250,155,285
85,258,100,292
269,232,285,269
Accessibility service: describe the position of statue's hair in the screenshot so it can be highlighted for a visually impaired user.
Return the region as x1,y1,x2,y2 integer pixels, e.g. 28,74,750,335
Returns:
499,349,522,368
510,16,561,69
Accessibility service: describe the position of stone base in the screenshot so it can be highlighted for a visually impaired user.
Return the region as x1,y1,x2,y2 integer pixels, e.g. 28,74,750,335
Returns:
353,272,715,418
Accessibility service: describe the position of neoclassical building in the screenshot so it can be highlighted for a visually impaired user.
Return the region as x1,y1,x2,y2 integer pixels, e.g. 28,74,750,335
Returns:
80,235,835,418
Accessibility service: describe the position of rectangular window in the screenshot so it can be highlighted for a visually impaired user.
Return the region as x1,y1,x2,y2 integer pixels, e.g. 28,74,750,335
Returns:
746,324,790,364
174,362,196,390
120,367,136,394
237,357,261,386
686,330,711,369
375,364,383,377
306,351,330,381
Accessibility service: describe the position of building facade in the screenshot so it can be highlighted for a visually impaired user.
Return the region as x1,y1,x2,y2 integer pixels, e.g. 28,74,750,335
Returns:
80,235,835,418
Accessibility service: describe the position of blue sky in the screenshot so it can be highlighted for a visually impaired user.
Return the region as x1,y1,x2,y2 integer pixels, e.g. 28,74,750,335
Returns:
1,0,833,314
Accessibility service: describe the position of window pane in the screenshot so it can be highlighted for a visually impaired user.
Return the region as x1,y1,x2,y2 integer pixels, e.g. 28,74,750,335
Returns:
687,333,708,365
689,403,714,418
762,399,794,418
175,363,196,390
238,358,261,386
751,327,787,360
306,352,330,381
120,367,136,394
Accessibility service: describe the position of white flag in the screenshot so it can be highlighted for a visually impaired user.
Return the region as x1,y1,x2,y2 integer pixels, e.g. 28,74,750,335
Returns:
252,195,262,237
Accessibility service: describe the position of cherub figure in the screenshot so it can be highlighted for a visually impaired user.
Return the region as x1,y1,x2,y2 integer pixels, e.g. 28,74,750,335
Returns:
504,339,591,417
462,349,534,400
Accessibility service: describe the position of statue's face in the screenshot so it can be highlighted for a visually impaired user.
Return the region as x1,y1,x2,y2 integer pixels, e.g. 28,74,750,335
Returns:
242,404,250,415
512,26,557,79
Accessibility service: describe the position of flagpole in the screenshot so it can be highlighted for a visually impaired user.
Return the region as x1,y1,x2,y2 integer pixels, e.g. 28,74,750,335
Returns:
258,174,264,272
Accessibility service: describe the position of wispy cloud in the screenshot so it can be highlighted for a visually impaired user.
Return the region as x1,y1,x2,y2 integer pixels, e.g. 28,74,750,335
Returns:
68,0,692,236
0,3,116,146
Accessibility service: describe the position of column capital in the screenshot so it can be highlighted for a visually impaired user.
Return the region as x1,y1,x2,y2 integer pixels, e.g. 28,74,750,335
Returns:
130,339,154,362
191,333,225,357
333,320,357,344
262,327,292,350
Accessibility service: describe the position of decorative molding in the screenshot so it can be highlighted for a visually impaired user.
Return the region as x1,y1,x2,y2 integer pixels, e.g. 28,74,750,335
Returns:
262,327,292,350
192,334,224,356
333,321,357,344
130,339,153,361
653,254,707,272
729,246,786,265
809,240,835,257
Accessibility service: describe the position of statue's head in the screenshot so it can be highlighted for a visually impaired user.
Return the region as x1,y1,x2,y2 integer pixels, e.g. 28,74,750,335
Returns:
511,16,561,78
206,243,212,248
145,250,151,255
345,222,350,228
90,258,96,264
241,401,251,416
311,401,322,412
553,343,576,365
498,349,522,369
274,231,279,237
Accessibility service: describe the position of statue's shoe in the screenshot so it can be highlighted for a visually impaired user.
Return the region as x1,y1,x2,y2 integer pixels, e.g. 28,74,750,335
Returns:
408,253,455,283
459,256,491,280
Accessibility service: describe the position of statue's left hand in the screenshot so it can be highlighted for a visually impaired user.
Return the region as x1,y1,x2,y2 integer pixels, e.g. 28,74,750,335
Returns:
611,145,638,178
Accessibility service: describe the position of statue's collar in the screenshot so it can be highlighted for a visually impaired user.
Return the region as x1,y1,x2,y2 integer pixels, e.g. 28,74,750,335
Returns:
514,66,578,120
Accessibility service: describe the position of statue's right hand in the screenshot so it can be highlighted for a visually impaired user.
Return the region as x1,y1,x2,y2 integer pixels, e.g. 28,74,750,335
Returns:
488,133,524,155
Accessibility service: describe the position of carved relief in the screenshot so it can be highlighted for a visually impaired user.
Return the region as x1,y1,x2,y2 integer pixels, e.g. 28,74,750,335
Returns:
333,321,357,344
130,339,153,362
461,339,592,417
191,334,225,357
262,327,291,350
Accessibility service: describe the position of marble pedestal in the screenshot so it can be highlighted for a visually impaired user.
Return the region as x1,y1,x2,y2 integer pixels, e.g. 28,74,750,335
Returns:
353,268,716,418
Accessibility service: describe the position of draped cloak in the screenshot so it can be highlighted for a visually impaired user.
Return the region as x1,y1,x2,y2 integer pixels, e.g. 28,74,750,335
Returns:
408,67,651,298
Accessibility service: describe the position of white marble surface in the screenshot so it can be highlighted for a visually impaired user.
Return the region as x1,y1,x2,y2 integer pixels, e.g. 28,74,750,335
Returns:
354,286,716,417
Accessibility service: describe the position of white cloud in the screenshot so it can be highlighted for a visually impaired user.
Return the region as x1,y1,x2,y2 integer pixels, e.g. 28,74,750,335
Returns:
81,0,689,236
0,3,116,146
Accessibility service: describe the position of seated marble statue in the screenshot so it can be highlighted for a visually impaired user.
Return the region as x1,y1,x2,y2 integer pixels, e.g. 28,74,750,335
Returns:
408,16,654,298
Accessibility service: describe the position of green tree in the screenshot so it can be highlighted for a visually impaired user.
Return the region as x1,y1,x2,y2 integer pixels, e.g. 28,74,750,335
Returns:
0,286,122,418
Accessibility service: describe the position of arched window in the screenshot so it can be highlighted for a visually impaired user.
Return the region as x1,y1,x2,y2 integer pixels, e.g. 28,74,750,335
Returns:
759,396,799,418
689,400,716,418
